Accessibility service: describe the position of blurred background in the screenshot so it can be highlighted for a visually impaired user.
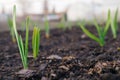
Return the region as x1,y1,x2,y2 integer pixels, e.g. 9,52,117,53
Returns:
0,0,120,31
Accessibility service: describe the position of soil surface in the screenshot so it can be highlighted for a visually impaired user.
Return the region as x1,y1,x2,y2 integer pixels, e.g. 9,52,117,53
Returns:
0,25,120,80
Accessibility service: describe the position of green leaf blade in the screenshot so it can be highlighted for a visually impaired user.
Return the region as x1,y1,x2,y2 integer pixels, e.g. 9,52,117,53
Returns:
80,24,102,46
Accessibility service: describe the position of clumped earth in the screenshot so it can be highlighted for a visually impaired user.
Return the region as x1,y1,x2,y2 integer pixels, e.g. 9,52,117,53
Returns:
0,25,120,80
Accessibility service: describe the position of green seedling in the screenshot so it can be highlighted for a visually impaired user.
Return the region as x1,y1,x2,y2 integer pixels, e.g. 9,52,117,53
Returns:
12,5,30,69
20,21,26,31
80,10,110,46
32,26,40,59
44,16,50,39
66,21,72,29
58,15,66,30
110,8,119,39
8,18,16,43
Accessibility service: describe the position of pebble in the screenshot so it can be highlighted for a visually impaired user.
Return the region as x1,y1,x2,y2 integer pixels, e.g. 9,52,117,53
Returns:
47,55,62,60
16,69,35,78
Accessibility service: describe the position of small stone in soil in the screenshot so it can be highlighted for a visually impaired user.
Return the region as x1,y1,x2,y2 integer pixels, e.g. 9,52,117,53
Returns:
51,73,56,77
62,56,75,61
39,63,48,71
41,77,48,80
16,69,35,78
47,55,62,60
81,34,86,39
27,54,34,58
59,65,69,71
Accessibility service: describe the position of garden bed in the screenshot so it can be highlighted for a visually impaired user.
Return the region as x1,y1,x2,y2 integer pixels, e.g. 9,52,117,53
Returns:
0,25,120,80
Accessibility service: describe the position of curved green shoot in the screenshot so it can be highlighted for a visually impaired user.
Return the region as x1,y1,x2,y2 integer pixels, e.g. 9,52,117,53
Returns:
80,24,103,46
94,22,105,46
12,5,30,69
8,18,16,43
44,17,50,38
32,26,40,59
79,10,110,46
25,17,30,59
103,9,111,36
58,15,66,30
110,8,119,39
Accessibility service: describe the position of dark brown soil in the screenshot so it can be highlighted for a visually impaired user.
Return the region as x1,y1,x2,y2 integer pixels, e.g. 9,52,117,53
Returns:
0,25,120,80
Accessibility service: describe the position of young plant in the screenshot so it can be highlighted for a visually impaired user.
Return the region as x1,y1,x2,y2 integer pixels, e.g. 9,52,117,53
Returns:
110,8,119,39
44,16,50,39
67,21,72,29
79,10,110,46
12,5,30,69
58,15,66,30
20,21,26,31
32,26,40,59
8,18,16,43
